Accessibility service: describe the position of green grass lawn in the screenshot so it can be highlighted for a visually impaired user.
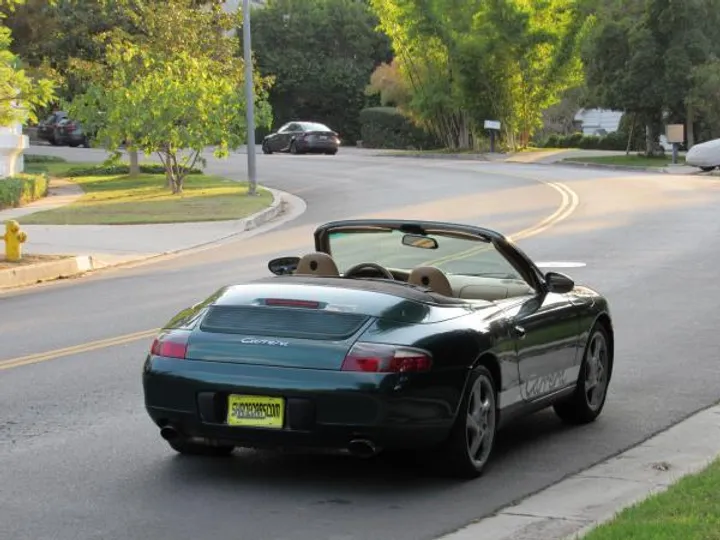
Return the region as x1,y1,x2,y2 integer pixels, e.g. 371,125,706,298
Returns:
19,161,273,225
563,154,686,168
582,457,720,540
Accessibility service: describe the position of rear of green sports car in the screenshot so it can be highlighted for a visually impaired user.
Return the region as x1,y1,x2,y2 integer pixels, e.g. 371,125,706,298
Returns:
142,277,494,456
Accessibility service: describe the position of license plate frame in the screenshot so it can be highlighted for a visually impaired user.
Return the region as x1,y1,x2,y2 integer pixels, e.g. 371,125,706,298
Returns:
226,394,285,429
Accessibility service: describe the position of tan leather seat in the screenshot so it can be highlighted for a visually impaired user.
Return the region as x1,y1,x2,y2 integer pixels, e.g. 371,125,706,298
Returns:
295,252,340,277
407,266,454,297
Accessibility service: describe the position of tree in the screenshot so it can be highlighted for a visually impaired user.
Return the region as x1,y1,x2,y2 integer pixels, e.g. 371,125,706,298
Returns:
582,0,720,153
368,0,592,150
68,2,273,193
0,0,55,127
687,58,720,141
246,0,391,143
0,23,54,126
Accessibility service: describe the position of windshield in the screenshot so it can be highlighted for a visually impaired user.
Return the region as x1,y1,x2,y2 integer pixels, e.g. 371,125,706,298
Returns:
327,229,523,279
301,122,332,132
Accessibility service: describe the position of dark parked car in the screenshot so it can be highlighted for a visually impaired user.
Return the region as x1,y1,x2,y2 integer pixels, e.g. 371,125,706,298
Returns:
142,219,614,479
261,121,340,155
37,111,68,145
54,118,91,148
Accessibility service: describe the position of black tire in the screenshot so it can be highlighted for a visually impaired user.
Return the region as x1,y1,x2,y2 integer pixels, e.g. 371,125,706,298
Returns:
262,141,272,154
290,141,298,154
325,149,338,155
553,324,612,425
436,365,498,479
167,438,235,457
700,166,716,172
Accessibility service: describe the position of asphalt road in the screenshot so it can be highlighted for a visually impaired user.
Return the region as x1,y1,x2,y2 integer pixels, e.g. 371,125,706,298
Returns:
2,147,720,540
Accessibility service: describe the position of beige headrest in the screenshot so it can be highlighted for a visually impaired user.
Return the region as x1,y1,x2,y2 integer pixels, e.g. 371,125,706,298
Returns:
407,266,454,297
295,252,340,277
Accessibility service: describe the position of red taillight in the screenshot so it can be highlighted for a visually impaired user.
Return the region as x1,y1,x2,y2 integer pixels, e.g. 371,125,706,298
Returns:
265,298,320,308
341,343,432,373
150,332,189,359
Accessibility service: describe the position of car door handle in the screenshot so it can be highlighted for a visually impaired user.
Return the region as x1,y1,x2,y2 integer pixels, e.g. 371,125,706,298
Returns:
511,325,526,339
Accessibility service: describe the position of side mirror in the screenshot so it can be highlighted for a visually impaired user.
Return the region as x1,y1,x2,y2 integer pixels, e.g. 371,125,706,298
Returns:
545,271,575,294
268,256,300,275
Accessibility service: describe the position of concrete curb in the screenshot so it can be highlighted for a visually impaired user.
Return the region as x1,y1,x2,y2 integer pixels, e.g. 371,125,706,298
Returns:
0,186,301,290
0,255,94,289
553,160,720,176
372,151,493,161
437,401,720,540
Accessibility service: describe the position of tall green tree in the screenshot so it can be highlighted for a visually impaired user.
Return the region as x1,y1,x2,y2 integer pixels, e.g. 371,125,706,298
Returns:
68,0,273,192
369,0,592,150
246,0,391,143
582,0,720,152
0,0,55,127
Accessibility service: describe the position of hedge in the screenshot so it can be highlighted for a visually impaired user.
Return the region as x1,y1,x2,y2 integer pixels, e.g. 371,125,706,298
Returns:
23,154,67,164
63,163,203,177
0,173,50,210
359,107,440,150
541,131,633,151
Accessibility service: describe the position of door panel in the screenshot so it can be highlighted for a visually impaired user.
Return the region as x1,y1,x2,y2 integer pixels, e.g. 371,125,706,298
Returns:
506,293,582,402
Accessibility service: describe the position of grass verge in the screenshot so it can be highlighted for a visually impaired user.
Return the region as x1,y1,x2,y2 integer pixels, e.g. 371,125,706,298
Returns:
563,154,685,168
19,161,273,225
582,456,720,540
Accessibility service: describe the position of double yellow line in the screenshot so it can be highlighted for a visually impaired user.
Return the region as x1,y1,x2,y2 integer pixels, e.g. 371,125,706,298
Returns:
0,180,580,373
0,328,159,371
422,181,579,267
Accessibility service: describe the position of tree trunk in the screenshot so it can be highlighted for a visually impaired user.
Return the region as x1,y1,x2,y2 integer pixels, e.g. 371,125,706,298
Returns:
686,102,695,149
128,149,140,177
626,113,635,155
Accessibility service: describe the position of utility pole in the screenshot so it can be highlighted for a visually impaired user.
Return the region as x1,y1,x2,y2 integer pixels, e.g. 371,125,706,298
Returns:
242,0,257,195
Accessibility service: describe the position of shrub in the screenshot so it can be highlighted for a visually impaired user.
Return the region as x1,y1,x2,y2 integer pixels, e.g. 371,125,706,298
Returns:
0,174,50,210
63,163,203,177
23,154,67,163
359,107,440,149
540,131,630,151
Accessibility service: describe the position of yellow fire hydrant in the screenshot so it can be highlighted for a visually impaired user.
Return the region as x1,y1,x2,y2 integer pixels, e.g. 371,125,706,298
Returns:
3,220,28,262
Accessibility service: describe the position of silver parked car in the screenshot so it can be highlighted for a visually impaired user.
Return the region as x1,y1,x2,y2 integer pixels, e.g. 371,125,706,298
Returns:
685,138,720,171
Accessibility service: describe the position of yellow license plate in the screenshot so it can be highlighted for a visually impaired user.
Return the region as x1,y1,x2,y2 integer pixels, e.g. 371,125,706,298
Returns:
226,394,284,429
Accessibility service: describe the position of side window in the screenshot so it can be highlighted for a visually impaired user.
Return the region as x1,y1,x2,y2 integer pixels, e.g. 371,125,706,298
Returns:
277,123,290,133
286,123,301,132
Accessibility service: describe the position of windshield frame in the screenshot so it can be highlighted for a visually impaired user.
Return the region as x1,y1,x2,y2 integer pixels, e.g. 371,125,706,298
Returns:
314,219,545,291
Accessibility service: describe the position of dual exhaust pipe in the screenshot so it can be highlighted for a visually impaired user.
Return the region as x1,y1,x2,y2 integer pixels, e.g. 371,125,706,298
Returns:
160,426,379,459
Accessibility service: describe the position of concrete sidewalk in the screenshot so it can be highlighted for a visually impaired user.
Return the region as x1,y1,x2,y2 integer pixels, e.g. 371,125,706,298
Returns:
0,177,306,289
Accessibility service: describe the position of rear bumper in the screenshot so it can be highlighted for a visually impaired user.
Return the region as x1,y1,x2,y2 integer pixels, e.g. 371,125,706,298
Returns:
295,139,339,152
143,356,466,450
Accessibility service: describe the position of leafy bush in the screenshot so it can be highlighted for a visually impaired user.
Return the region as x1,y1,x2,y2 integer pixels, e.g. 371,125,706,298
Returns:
23,154,68,163
359,107,440,149
541,131,630,151
0,174,50,210
64,163,203,177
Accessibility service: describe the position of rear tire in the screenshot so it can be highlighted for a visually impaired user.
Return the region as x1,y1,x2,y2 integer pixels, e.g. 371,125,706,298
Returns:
553,324,612,425
167,438,235,457
700,166,716,172
436,365,497,479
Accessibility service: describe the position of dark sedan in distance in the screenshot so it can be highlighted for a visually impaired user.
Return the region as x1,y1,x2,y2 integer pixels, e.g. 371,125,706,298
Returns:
142,219,614,479
261,121,340,155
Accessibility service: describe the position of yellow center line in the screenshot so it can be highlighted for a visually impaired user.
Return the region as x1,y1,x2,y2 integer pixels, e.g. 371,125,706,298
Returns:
0,329,159,371
0,177,581,373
